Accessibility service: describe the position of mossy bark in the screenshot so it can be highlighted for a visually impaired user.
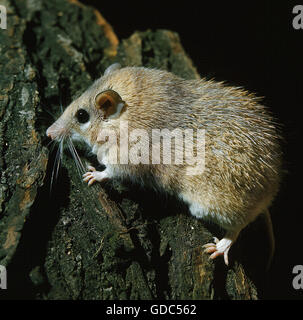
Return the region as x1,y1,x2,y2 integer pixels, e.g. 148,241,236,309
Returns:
0,0,260,299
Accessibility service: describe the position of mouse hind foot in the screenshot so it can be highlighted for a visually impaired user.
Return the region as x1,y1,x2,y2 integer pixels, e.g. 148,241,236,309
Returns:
203,229,240,266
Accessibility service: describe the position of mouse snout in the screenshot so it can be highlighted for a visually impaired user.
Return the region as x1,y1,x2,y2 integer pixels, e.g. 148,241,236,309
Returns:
46,123,66,140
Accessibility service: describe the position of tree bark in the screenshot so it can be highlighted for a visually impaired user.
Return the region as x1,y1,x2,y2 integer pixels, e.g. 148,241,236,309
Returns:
0,0,261,299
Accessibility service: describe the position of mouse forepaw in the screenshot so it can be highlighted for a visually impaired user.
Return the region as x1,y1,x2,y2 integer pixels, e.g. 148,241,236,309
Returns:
82,168,109,186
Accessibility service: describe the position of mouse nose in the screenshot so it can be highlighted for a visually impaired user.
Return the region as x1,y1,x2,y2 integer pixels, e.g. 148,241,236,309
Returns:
46,126,55,140
46,124,65,140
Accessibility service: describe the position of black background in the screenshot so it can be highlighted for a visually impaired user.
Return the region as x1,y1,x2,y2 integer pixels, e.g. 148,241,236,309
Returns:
80,1,303,300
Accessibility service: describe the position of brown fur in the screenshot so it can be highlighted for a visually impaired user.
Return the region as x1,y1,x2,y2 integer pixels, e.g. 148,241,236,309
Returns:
47,66,282,263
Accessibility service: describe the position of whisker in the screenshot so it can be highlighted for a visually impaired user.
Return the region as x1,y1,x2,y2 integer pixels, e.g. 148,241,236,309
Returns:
45,139,56,150
50,141,61,194
41,108,57,120
49,133,67,194
59,91,64,115
47,132,87,195
56,138,64,180
73,146,85,173
71,144,85,174
67,137,85,176
67,141,80,174
68,139,84,170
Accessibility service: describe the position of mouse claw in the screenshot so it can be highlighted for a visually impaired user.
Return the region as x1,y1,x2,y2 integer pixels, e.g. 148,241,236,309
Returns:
203,246,217,254
202,237,219,251
83,175,92,182
88,178,96,186
83,172,91,178
204,237,219,245
213,237,219,244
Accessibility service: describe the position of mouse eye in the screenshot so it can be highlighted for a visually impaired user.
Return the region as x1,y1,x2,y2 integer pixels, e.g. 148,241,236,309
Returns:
75,109,89,124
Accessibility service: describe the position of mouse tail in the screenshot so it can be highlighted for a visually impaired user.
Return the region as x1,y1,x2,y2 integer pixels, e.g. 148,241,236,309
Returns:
261,208,275,270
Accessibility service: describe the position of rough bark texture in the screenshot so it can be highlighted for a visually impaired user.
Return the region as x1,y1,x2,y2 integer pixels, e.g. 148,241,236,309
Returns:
0,0,263,299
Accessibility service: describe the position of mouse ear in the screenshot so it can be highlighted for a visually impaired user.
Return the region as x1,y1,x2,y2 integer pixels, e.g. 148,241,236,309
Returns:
95,90,125,119
104,63,121,76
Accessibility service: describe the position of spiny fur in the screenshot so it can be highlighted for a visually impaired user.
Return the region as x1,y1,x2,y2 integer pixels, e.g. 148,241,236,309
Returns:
48,66,282,233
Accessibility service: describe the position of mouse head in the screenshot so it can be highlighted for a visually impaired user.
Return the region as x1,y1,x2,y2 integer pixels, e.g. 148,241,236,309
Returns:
46,64,126,149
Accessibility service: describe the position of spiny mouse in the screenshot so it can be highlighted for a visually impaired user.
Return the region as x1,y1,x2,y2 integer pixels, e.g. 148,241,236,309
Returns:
46,63,282,266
